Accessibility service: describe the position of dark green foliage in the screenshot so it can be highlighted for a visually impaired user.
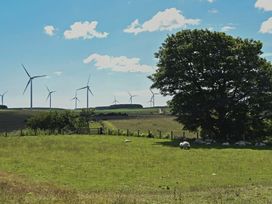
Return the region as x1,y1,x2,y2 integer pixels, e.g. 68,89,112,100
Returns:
26,110,94,132
150,29,272,141
95,104,143,110
0,105,7,109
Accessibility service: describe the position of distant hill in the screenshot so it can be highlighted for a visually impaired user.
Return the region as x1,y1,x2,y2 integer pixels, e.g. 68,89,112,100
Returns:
95,104,143,110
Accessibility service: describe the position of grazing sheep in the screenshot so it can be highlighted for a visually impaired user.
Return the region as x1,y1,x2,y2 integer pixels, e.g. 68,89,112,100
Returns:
235,141,246,146
124,139,132,143
205,139,216,144
179,141,190,149
194,139,206,145
222,142,230,146
235,141,251,146
255,142,266,147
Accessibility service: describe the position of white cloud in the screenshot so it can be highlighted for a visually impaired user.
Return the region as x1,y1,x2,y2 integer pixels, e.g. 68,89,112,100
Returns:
255,0,272,11
124,8,200,35
207,0,215,3
208,9,218,14
64,21,108,40
44,25,55,36
83,54,155,73
54,71,62,76
221,25,236,32
260,17,272,33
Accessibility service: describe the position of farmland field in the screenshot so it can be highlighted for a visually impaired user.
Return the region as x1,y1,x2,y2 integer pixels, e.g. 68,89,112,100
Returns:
102,116,198,138
0,107,171,132
0,135,271,203
94,107,170,115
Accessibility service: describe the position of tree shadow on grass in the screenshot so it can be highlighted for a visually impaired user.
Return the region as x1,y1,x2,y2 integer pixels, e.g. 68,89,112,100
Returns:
154,139,272,150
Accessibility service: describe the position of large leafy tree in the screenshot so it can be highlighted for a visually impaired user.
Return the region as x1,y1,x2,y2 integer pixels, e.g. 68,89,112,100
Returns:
150,29,272,141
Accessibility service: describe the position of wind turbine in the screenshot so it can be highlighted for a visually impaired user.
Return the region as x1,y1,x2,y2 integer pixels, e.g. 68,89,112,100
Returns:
112,96,119,105
0,91,8,106
148,98,153,107
150,89,159,107
46,86,56,109
77,75,94,110
72,92,80,109
22,64,47,109
128,92,137,104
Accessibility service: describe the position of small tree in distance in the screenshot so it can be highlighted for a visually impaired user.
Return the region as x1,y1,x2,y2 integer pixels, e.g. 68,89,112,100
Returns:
149,29,272,142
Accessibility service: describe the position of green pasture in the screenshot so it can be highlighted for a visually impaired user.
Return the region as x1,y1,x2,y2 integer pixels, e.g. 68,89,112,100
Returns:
102,116,198,138
0,135,271,203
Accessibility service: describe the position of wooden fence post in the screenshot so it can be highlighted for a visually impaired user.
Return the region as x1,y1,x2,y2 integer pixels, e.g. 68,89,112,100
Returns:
171,131,173,140
117,129,120,136
159,130,162,139
137,130,140,137
197,132,199,139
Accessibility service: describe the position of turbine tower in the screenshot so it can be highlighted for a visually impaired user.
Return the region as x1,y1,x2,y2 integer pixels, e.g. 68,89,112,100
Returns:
22,64,47,109
72,92,80,110
112,96,119,105
46,86,56,109
0,91,8,106
77,75,94,110
128,92,137,104
148,98,153,107
150,89,159,107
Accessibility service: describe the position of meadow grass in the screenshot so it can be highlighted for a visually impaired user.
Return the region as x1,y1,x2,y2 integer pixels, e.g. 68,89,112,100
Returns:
103,116,198,138
0,135,271,203
94,107,170,116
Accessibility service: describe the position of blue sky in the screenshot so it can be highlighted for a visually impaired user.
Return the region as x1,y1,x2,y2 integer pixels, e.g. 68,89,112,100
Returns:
0,0,272,109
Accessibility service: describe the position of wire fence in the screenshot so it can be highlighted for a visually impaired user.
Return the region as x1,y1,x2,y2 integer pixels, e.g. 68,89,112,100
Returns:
0,127,199,140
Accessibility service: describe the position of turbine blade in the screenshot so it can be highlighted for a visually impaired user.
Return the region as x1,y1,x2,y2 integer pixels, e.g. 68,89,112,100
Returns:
3,91,8,96
22,64,31,78
46,86,50,92
88,87,94,96
33,75,47,79
46,93,50,101
87,74,91,85
23,79,31,94
77,86,87,91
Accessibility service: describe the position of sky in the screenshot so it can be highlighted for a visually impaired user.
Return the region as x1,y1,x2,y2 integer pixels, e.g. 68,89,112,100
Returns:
0,0,272,109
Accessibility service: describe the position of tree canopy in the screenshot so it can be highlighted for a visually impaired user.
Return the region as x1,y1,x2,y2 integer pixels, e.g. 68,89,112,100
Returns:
149,29,272,141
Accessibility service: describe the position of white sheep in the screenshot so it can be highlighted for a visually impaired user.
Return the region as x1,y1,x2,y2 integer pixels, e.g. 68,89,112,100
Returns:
222,142,230,146
124,139,132,143
179,141,190,150
255,142,266,147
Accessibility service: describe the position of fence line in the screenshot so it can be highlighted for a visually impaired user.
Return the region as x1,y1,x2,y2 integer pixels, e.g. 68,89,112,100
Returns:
0,127,199,140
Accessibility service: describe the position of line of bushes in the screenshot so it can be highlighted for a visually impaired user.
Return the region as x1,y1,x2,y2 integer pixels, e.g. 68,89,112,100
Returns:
26,110,93,133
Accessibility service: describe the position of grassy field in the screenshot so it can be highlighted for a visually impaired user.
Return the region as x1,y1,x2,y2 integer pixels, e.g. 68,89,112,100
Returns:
102,116,198,138
94,107,170,116
0,107,171,132
0,135,271,203
0,110,39,132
